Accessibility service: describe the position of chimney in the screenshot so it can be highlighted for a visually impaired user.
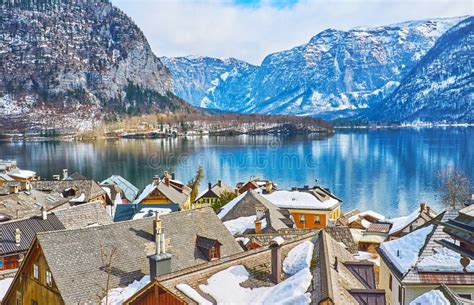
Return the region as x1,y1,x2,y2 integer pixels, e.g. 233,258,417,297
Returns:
208,182,212,190
9,184,19,194
265,181,273,194
269,238,283,283
420,202,427,212
334,257,338,272
164,177,170,186
15,228,21,246
255,219,262,234
16,210,20,219
41,206,47,220
163,171,169,178
217,180,222,187
152,175,160,186
171,172,176,180
149,213,172,279
62,169,68,180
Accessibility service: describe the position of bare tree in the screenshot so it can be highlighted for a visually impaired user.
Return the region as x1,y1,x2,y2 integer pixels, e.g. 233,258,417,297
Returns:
97,244,117,305
187,165,204,203
438,168,472,210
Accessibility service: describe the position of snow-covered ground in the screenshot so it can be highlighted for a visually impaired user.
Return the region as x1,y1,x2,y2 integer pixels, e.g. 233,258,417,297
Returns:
101,276,150,305
409,289,449,305
379,225,433,274
223,215,267,235
283,240,314,275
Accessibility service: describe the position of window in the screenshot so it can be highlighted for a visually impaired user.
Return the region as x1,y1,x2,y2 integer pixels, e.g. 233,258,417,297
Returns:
209,246,219,260
314,215,321,224
300,214,306,223
46,270,52,287
389,274,392,291
33,264,39,280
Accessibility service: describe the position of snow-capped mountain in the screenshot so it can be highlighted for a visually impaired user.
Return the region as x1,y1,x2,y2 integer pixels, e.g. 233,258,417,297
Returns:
164,17,468,121
0,0,193,131
161,56,257,108
375,17,473,123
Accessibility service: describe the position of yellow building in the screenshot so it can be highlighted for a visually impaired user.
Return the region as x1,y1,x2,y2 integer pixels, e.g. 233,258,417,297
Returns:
194,180,235,209
134,175,191,210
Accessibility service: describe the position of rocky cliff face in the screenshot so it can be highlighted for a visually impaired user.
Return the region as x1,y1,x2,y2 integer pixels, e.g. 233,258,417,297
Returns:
0,0,192,131
374,17,473,123
163,17,468,122
161,56,257,108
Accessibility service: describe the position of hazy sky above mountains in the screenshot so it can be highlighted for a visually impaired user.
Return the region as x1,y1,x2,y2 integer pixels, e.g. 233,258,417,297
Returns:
113,0,473,64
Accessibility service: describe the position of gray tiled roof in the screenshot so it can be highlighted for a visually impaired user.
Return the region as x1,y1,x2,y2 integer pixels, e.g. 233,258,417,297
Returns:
0,189,68,219
36,207,242,304
30,180,106,202
53,202,113,230
0,214,65,256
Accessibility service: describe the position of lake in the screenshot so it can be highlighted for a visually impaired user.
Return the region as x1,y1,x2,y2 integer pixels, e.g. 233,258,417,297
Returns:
0,127,472,218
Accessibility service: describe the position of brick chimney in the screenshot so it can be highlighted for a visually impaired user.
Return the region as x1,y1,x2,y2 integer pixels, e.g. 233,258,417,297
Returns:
149,213,172,279
255,219,262,234
152,175,160,186
269,237,283,283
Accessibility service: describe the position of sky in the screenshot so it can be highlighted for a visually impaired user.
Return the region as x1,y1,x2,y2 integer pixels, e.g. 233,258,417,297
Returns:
113,0,473,65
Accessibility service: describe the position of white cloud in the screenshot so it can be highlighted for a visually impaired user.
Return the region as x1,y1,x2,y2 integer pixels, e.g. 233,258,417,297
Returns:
113,0,472,64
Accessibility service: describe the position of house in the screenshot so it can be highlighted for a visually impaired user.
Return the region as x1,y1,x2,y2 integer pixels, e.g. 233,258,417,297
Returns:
409,284,474,305
342,210,386,230
377,210,474,305
312,230,386,304
262,187,342,229
236,178,275,194
0,173,14,186
133,174,191,210
2,208,242,305
101,174,139,203
356,223,392,253
382,203,437,240
0,202,112,272
194,180,235,208
124,229,384,305
0,182,68,220
218,189,294,235
0,160,37,181
30,179,108,207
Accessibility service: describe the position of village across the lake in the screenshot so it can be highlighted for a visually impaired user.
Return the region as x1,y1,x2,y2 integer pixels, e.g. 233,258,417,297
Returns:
0,160,472,305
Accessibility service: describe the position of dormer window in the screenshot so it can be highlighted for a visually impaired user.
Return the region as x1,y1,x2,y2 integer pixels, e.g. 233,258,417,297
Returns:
196,235,222,262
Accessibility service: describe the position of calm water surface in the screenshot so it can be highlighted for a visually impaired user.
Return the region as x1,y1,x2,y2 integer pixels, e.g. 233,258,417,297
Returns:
0,127,472,217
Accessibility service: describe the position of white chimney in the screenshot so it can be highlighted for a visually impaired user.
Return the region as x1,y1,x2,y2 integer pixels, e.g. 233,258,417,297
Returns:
62,169,68,180
41,206,47,220
15,228,21,246
149,212,172,279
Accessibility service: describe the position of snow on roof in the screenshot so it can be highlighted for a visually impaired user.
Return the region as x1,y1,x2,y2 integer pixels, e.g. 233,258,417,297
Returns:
283,240,314,276
196,265,312,305
385,208,421,235
8,168,36,179
69,193,86,203
217,191,247,219
133,183,156,205
359,210,385,220
417,247,474,272
132,208,172,220
101,275,150,305
223,215,267,235
409,289,449,305
176,284,212,305
262,191,339,210
379,225,433,274
0,277,13,300
271,236,285,246
354,251,380,266
101,175,139,202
